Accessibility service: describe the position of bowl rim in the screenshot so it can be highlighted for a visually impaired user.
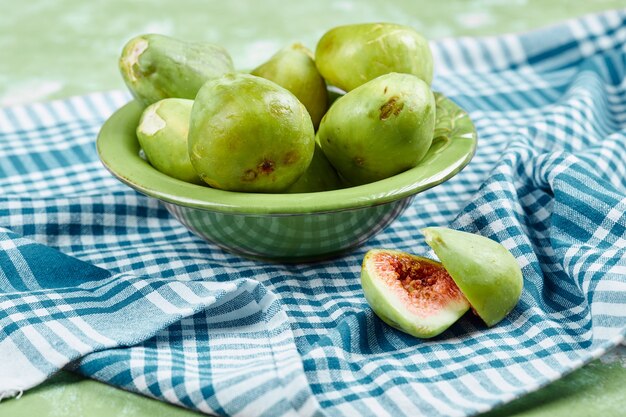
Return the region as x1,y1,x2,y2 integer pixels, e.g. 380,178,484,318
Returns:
97,94,477,215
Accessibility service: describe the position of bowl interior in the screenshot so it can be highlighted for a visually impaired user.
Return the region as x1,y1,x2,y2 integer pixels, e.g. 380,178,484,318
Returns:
97,93,477,215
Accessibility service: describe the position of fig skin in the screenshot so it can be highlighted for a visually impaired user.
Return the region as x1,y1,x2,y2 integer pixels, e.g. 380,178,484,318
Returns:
317,72,436,186
188,73,315,193
422,227,524,327
119,34,234,106
315,23,433,92
251,43,328,129
136,98,203,184
285,142,343,193
361,249,471,338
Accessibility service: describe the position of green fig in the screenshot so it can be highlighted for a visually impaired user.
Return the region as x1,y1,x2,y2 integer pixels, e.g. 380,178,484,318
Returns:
285,142,343,193
422,227,524,327
315,23,433,92
119,34,234,106
360,228,524,338
251,43,328,129
317,72,435,186
361,249,470,338
136,98,202,184
188,73,315,192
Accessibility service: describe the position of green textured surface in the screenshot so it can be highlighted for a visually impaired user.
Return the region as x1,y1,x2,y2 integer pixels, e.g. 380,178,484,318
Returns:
2,0,625,415
1,0,625,105
483,348,626,417
0,372,201,417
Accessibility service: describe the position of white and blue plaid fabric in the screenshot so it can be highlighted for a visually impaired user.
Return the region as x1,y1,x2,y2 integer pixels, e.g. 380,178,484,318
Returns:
1,9,626,417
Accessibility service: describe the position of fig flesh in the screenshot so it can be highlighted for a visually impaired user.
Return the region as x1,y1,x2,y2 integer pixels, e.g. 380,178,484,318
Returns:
188,73,315,192
315,23,433,92
251,43,328,129
317,73,435,186
361,249,470,338
119,34,234,106
422,227,524,327
136,98,202,184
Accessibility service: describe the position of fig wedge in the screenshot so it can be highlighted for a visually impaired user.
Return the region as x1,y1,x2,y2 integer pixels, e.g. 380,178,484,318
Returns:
422,227,523,327
361,228,524,338
361,249,470,338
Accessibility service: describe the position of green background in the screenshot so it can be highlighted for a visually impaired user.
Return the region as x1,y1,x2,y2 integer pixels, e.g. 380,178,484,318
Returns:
1,0,625,416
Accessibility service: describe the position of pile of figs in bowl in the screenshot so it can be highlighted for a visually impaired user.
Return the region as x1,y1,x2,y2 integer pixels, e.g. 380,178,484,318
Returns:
97,23,478,262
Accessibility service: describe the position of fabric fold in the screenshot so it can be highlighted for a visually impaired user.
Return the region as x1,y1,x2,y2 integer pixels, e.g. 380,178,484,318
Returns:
0,226,320,416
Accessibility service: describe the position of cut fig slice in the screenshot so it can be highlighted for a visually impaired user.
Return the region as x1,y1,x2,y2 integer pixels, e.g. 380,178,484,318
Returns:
360,249,470,338
422,227,523,327
360,228,524,338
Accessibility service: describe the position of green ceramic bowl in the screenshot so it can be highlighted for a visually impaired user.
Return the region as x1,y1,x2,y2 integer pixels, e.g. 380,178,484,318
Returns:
97,93,476,262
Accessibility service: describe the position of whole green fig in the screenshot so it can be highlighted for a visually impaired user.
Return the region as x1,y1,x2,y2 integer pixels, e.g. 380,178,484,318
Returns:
285,142,343,193
317,72,436,185
136,98,202,184
251,43,328,129
119,34,234,106
315,23,433,92
188,73,315,192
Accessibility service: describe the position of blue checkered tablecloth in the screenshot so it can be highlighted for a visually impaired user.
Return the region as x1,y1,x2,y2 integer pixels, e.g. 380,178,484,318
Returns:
1,9,625,417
